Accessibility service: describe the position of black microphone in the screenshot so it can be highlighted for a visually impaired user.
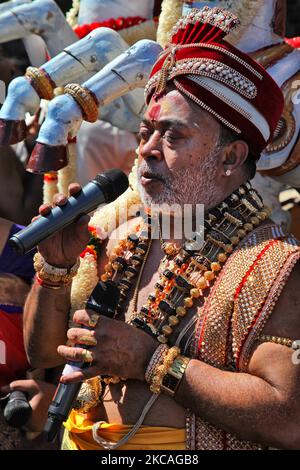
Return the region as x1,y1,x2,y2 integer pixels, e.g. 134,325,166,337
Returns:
43,280,120,442
8,169,129,255
3,391,32,428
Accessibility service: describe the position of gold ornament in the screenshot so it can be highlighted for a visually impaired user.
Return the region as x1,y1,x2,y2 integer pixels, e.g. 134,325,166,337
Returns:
73,377,102,413
25,67,55,100
64,83,99,123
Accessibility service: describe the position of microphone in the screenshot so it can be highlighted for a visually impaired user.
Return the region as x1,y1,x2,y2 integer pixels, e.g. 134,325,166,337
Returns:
3,391,32,428
8,169,129,255
43,280,120,442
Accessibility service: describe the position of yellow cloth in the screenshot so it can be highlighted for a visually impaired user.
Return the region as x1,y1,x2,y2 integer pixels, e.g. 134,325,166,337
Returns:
62,410,186,450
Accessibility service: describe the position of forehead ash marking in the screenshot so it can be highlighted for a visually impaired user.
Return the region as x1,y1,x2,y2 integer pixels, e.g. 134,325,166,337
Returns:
149,90,188,121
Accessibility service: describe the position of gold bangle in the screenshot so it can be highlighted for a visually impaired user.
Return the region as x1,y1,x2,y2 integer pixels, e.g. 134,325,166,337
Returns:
145,344,169,384
64,83,99,123
35,274,65,290
160,355,190,397
73,376,103,413
25,67,55,100
150,346,180,394
34,252,80,285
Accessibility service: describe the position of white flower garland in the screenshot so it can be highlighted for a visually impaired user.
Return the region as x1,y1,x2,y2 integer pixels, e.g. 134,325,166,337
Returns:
70,252,99,325
66,0,80,27
43,174,58,205
90,158,141,236
156,0,183,47
58,142,78,196
119,19,158,46
70,156,141,324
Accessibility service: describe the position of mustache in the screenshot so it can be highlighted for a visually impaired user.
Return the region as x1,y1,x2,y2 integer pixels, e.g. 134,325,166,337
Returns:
137,162,167,183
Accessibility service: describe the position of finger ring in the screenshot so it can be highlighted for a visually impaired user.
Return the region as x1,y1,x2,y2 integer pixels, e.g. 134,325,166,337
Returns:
82,350,94,363
80,335,98,347
88,313,101,328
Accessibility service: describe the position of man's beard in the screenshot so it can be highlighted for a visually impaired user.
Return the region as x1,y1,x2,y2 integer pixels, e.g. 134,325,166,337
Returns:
137,145,224,212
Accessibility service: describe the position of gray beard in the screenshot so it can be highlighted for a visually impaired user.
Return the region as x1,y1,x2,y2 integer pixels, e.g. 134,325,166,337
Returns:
137,146,224,211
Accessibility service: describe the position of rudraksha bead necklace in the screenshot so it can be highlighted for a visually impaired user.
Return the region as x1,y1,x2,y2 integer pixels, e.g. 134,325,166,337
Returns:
98,182,269,345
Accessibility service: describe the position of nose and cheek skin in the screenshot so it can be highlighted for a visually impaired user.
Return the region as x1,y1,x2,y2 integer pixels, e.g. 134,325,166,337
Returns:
136,89,224,209
139,90,220,170
137,88,251,212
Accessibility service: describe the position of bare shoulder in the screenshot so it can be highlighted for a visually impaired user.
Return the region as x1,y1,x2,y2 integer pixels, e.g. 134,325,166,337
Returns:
0,218,13,253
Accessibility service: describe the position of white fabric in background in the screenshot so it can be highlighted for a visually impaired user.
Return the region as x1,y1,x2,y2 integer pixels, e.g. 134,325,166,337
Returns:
78,0,155,24
76,120,137,185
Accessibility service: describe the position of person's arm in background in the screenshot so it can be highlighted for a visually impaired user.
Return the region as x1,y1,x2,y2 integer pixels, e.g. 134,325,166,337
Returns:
0,146,43,225
0,218,12,253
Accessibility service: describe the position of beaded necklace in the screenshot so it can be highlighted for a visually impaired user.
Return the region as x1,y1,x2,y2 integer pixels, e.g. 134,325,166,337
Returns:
98,181,269,345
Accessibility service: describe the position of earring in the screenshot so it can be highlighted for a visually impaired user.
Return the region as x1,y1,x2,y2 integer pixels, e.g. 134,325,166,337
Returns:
225,169,232,176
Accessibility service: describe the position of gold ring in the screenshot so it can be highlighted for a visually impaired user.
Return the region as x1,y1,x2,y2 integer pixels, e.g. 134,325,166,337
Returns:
88,313,101,328
82,349,94,363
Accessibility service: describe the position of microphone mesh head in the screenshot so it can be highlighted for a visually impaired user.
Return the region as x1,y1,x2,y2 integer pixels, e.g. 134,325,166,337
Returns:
94,169,129,203
4,399,32,428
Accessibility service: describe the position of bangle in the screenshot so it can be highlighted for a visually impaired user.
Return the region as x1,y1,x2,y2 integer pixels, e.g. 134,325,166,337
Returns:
160,355,190,397
34,252,80,284
25,67,55,100
150,346,180,394
145,344,169,384
35,274,67,290
64,83,99,123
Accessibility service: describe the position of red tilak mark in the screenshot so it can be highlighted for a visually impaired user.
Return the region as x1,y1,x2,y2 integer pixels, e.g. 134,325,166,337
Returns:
149,104,161,121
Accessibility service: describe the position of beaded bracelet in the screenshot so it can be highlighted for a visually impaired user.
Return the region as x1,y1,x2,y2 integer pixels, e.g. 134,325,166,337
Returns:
145,344,169,384
150,346,181,394
259,334,300,350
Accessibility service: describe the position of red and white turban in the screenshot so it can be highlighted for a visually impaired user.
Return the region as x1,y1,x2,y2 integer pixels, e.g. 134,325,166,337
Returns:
145,6,284,156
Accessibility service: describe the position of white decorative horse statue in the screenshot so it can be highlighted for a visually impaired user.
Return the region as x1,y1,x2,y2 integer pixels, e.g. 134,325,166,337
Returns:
0,0,76,58
0,0,66,67
0,0,29,11
0,0,158,175
27,40,162,172
0,27,143,146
